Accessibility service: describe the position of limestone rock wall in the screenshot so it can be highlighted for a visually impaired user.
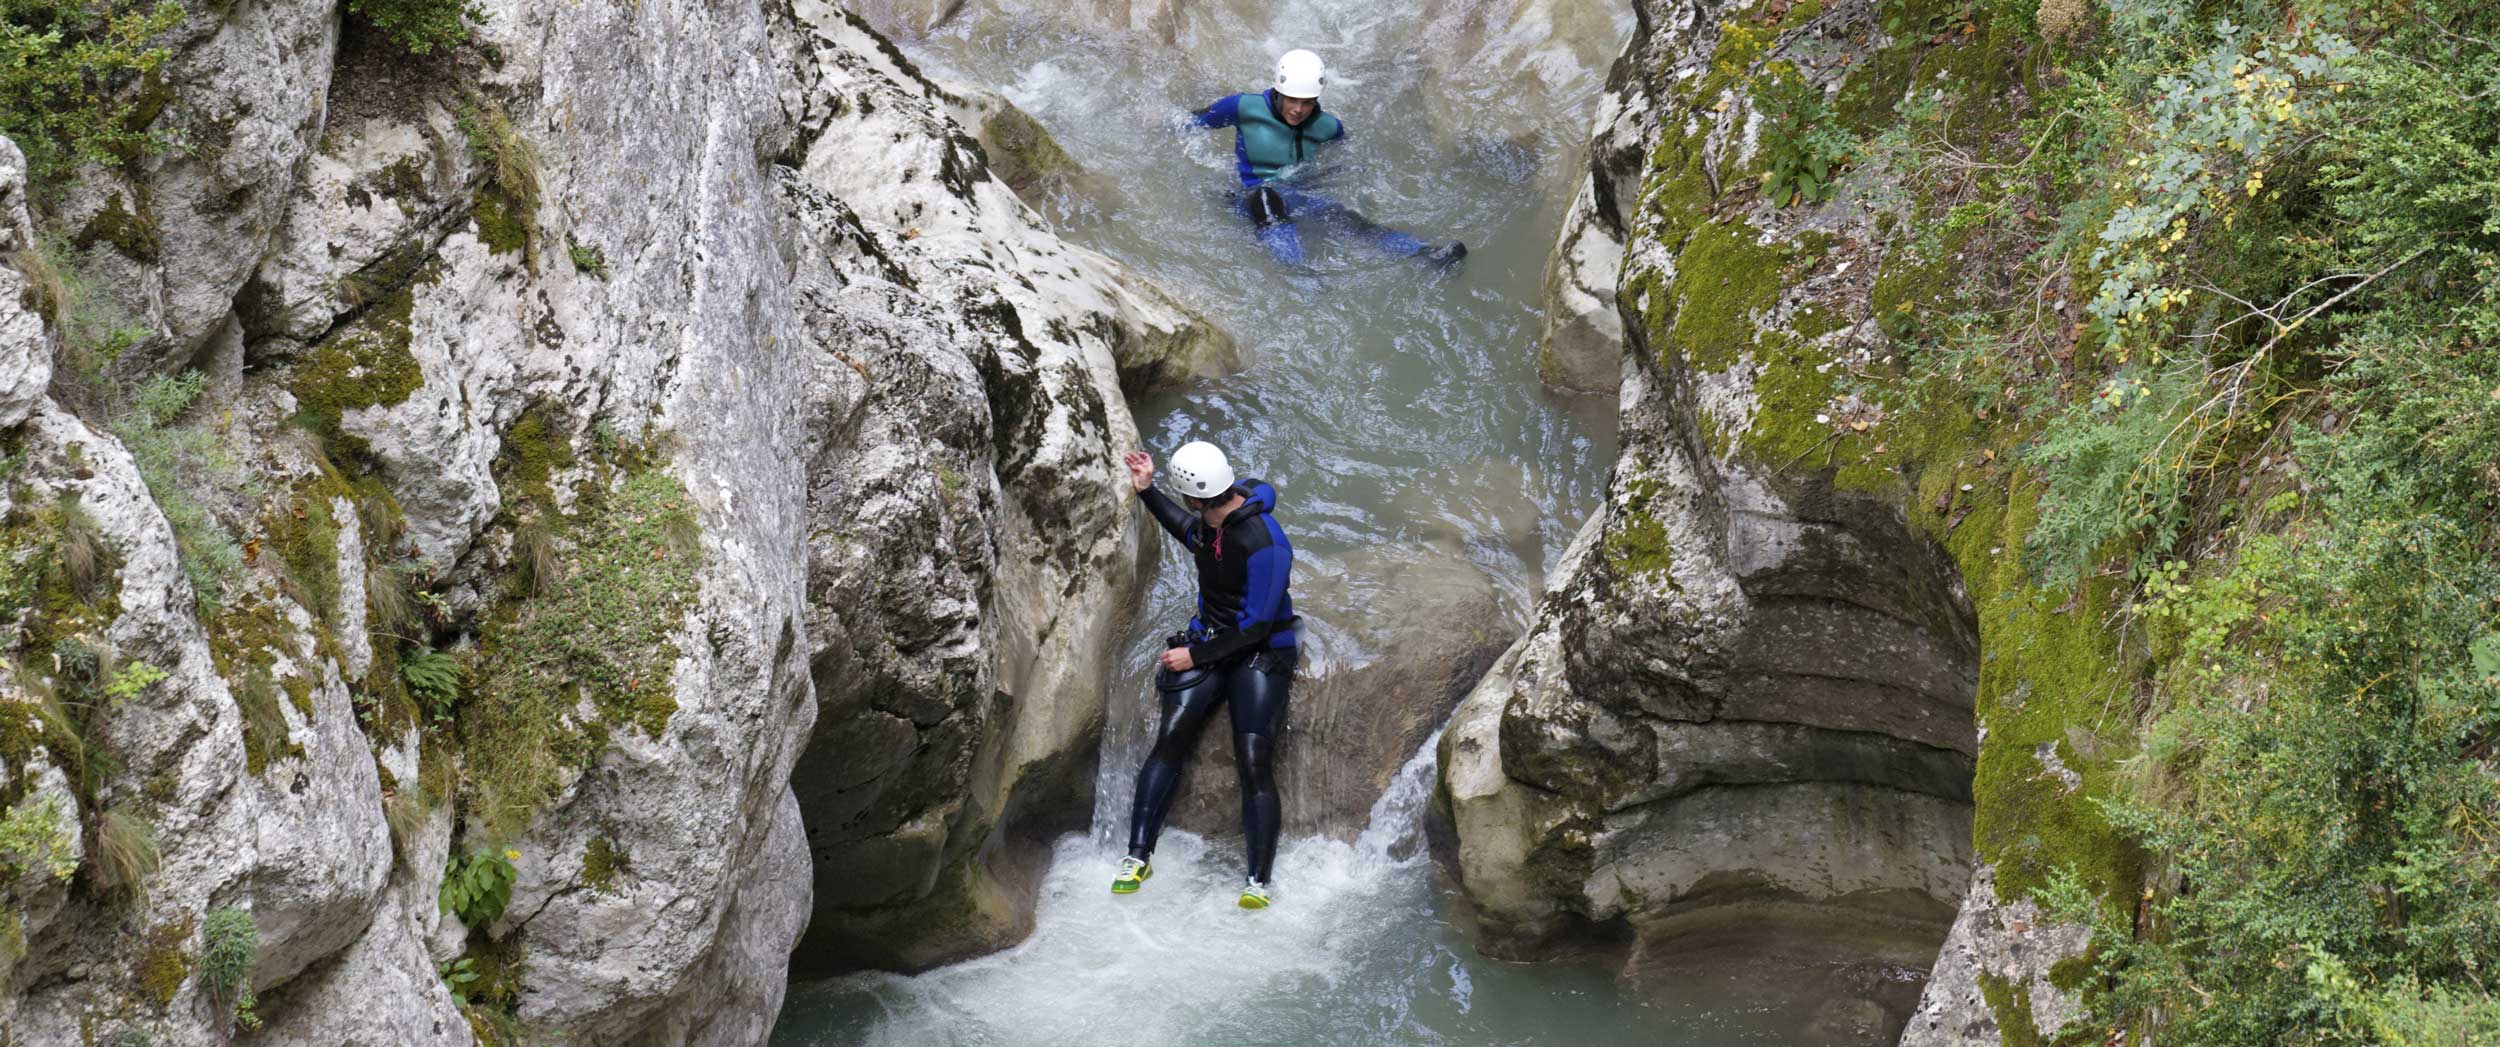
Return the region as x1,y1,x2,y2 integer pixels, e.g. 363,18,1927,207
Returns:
1,0,1224,1040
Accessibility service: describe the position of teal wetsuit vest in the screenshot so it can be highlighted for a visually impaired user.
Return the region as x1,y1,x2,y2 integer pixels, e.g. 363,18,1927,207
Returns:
1191,90,1346,185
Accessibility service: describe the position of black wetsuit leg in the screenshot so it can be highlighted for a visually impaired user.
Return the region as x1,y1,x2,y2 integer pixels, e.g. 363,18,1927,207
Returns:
1127,671,1224,860
1226,649,1294,882
1291,191,1430,258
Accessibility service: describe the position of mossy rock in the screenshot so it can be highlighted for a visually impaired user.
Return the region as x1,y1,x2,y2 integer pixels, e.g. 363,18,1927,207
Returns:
462,453,701,839
290,273,431,469
579,836,628,894
1618,0,2148,925
491,404,577,512
976,105,1077,194
136,916,195,1009
71,193,162,263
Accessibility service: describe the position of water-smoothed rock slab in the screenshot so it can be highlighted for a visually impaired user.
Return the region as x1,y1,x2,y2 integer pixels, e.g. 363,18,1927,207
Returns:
1164,550,1515,843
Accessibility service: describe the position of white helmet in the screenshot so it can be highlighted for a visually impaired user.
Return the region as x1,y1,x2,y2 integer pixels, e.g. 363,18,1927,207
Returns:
1274,49,1325,99
1168,441,1237,499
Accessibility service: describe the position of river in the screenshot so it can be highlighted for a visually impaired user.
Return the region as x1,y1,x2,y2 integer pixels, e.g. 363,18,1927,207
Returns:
773,2,1819,1043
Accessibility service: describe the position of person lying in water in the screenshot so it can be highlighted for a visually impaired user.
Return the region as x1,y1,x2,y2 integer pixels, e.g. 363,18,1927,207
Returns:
1114,442,1298,910
1188,49,1465,270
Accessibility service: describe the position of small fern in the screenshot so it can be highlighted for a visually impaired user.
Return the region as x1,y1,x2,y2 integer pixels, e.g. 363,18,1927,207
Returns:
401,648,463,718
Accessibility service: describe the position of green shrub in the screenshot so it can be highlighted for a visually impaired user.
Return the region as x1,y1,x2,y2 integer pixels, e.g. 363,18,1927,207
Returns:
232,665,294,774
456,101,540,263
110,373,259,608
200,905,259,1029
0,0,186,181
346,0,481,56
0,794,75,881
439,847,517,929
1857,0,2500,1041
1754,65,1852,207
101,658,163,702
438,954,481,1007
565,237,607,279
37,240,152,381
462,465,699,837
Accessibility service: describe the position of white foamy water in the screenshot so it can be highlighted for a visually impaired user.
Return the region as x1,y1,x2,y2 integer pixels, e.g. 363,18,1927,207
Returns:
776,746,1804,1046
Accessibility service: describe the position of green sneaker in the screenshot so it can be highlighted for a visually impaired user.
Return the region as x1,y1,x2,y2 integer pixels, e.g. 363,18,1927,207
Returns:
1238,878,1271,910
1111,856,1151,895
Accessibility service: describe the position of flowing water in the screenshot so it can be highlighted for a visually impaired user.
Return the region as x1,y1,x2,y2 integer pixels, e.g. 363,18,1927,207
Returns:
777,746,1810,1045
772,3,1823,1043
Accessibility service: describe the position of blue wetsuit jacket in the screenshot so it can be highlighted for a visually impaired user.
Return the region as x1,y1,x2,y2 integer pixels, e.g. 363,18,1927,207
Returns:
1139,480,1296,666
1191,91,1345,186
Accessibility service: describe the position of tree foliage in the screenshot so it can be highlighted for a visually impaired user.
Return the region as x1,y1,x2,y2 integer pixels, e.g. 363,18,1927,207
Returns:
1867,0,2500,1039
345,0,480,57
0,0,183,180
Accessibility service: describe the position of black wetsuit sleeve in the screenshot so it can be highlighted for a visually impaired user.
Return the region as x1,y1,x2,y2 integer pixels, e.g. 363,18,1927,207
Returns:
1138,488,1196,544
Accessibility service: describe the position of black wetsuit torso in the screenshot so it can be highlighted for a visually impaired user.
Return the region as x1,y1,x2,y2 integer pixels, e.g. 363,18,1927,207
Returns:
1139,482,1297,665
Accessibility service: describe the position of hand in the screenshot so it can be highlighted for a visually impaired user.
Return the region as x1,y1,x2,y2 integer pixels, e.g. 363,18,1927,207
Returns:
1158,647,1194,672
1123,451,1155,493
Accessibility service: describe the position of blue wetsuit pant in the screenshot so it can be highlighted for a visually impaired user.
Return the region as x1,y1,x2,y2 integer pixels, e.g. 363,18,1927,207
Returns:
1127,648,1295,882
1235,184,1428,266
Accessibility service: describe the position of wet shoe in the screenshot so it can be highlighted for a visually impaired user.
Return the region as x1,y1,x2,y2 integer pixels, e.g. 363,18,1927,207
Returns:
1426,242,1467,272
1111,856,1151,895
1237,878,1271,910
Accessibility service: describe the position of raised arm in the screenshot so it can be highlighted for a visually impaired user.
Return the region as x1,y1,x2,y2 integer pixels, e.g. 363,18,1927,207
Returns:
1126,451,1195,543
1189,93,1243,129
1138,488,1196,544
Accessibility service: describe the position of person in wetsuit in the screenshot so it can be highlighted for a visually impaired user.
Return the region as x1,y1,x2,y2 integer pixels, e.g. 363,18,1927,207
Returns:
1113,441,1297,909
1188,49,1466,271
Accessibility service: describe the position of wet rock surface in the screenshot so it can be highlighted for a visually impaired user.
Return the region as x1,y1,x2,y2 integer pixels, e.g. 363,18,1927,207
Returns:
1166,552,1515,842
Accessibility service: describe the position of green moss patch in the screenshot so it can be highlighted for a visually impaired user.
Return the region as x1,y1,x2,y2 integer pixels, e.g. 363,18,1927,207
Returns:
471,184,531,256
0,495,123,664
492,404,576,510
462,463,701,839
290,279,428,470
1978,971,2047,1047
203,594,317,775
1602,476,1677,580
136,916,195,1009
267,482,345,628
578,836,628,894
72,192,161,262
1957,481,2141,909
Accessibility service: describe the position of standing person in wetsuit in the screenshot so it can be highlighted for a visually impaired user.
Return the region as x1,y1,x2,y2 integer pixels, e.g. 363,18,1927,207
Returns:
1113,441,1297,909
1187,49,1466,270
